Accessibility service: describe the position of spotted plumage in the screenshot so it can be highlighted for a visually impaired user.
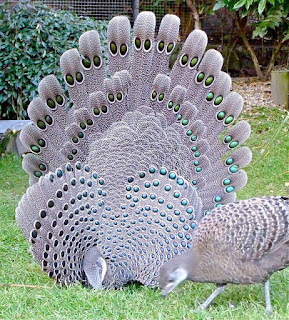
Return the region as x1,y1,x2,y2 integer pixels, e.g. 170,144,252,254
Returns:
16,11,254,290
159,196,289,314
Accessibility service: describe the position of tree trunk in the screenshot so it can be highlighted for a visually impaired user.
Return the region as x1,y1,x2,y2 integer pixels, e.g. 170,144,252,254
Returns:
264,40,283,80
235,14,265,80
225,37,238,73
186,0,201,29
184,14,193,38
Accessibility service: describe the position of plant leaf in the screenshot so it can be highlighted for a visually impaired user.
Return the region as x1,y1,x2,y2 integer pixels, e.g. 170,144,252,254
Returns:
233,0,246,10
258,0,267,15
213,1,226,11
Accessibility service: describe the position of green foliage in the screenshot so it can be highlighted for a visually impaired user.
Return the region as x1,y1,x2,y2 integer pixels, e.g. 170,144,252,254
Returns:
0,1,108,120
214,0,289,39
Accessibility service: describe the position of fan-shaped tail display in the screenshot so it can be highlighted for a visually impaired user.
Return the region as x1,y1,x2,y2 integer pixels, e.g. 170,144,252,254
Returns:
16,11,252,288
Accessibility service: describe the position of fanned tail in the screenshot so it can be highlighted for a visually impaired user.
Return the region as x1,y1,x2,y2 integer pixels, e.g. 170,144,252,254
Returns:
16,162,201,287
17,11,252,288
20,11,251,210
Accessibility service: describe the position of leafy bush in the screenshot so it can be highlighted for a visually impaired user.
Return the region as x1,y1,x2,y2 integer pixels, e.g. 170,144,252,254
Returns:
0,1,108,120
214,0,289,80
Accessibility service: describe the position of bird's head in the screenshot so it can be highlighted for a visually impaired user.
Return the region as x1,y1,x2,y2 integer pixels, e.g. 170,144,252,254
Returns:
159,256,189,297
83,246,107,289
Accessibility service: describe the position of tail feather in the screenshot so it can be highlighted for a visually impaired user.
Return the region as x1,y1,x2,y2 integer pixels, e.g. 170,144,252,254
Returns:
150,14,180,79
186,49,224,104
149,74,171,113
60,49,86,108
28,76,71,144
170,29,208,88
107,16,131,75
89,91,114,131
38,75,69,128
128,11,156,108
22,153,49,185
200,170,249,213
78,30,106,94
16,163,104,285
103,71,130,122
192,71,232,122
20,123,65,169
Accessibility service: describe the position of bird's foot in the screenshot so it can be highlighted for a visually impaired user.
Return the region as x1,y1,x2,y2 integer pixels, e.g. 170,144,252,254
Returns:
189,301,213,312
196,303,210,311
191,285,226,312
264,280,272,316
266,307,272,316
229,302,237,309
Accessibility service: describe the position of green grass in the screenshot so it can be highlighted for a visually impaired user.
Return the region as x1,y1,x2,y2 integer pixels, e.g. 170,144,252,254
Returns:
0,106,288,320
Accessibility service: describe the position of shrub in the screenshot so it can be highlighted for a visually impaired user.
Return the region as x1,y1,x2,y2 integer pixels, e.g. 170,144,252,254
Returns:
214,0,289,80
0,1,108,119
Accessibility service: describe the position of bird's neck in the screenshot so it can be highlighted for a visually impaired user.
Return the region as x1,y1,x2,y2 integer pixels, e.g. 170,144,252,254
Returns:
175,247,201,282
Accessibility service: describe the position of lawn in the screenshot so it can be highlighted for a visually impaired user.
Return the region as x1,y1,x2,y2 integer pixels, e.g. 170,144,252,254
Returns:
0,106,288,320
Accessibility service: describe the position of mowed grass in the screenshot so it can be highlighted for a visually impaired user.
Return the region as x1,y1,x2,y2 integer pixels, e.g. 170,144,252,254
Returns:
0,106,288,320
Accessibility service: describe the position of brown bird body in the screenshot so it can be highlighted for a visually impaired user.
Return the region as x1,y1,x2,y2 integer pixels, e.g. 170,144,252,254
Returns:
159,196,289,314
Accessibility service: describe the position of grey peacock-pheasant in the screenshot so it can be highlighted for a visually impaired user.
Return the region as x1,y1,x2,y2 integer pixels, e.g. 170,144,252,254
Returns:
160,196,289,314
16,11,287,302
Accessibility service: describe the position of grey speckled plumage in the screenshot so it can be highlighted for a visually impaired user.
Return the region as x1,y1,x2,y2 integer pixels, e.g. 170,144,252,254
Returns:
16,11,254,290
159,196,289,314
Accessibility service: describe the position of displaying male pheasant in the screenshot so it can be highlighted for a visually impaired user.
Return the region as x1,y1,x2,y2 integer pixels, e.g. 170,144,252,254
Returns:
17,11,255,290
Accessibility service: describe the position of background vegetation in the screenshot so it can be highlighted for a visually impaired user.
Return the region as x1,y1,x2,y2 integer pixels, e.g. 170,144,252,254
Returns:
1,1,288,120
159,0,289,79
214,0,289,80
0,105,288,319
0,1,108,120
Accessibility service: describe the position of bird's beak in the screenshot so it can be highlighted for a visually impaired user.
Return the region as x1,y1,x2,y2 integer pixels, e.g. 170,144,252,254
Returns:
160,268,188,297
161,283,178,297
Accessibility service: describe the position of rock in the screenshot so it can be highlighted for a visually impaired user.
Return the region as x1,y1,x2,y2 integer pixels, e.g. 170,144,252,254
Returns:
0,120,32,156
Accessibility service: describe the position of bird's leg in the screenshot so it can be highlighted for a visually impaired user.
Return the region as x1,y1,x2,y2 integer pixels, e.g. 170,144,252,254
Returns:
264,280,272,316
196,285,226,311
